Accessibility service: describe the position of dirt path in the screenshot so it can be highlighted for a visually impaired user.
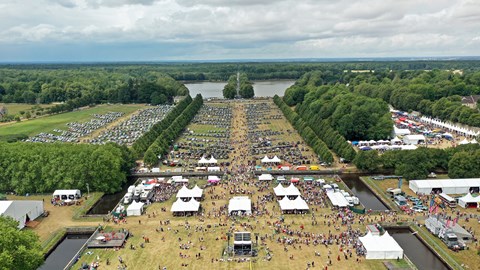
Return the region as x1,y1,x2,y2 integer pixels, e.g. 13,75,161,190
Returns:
229,102,250,170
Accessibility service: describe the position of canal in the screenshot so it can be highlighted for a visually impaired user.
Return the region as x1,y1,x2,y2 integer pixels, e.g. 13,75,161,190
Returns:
389,228,450,270
341,174,389,211
39,234,90,270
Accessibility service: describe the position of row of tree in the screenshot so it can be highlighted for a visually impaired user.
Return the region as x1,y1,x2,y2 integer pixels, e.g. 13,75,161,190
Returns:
0,142,135,194
132,95,193,156
222,74,255,99
273,95,333,163
353,144,480,180
143,94,204,167
287,72,393,141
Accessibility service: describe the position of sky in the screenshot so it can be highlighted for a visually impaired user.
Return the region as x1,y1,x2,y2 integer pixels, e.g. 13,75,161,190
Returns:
0,0,479,62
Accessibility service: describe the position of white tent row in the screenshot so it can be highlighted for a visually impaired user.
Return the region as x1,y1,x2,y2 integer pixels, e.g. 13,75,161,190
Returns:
326,191,349,207
0,201,44,229
127,201,144,216
359,231,403,259
228,196,251,215
420,116,480,137
458,193,480,208
176,185,203,199
258,174,274,181
260,155,281,163
409,179,480,194
198,156,218,164
273,183,301,197
171,198,200,212
459,138,479,145
278,196,309,211
363,144,417,151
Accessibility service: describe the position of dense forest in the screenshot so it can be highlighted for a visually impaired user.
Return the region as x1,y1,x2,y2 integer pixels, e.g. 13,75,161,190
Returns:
0,68,188,116
0,142,135,194
222,73,254,99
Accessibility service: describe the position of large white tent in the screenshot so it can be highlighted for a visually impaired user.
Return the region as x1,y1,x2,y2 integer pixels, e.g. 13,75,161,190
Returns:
273,183,301,197
409,179,480,194
228,196,251,215
359,231,403,259
258,174,273,181
171,198,200,213
127,201,144,216
278,196,309,211
326,191,349,207
458,193,480,208
176,185,203,199
0,200,44,229
402,134,426,145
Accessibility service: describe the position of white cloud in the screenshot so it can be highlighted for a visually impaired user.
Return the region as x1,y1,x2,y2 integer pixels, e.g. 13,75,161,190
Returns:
0,0,478,60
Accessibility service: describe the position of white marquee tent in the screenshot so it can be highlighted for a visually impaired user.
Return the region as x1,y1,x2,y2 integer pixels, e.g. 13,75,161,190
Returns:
458,193,480,208
171,198,200,213
127,201,144,216
0,200,44,229
420,116,480,137
278,196,309,211
359,231,403,259
409,179,480,194
176,185,203,199
326,191,349,207
228,197,251,215
258,174,273,181
402,134,426,145
273,183,301,197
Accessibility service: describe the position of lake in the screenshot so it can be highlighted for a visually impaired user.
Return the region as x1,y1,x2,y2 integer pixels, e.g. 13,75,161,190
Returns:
184,80,295,98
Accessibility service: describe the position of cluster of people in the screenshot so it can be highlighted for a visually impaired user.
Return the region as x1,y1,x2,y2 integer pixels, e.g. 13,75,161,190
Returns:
152,183,179,202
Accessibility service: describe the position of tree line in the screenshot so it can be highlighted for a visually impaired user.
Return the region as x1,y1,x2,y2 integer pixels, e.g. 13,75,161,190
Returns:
0,142,135,194
286,72,393,141
222,73,254,99
143,94,204,167
353,144,480,180
132,95,193,156
273,95,334,163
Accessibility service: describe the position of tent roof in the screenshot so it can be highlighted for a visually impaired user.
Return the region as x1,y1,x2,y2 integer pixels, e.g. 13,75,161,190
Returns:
53,189,80,195
171,198,200,212
228,196,251,213
359,231,403,252
176,185,203,198
259,174,273,181
404,134,426,140
411,179,480,189
208,157,217,163
127,201,144,211
278,196,309,211
198,157,209,164
208,175,221,181
273,183,301,196
326,191,349,207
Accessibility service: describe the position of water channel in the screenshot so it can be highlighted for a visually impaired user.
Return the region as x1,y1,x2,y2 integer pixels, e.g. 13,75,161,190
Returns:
184,80,295,98
341,174,389,211
389,228,450,270
39,234,90,270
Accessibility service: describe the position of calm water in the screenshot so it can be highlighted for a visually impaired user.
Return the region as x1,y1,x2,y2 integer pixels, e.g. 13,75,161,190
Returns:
39,234,90,270
341,174,388,210
389,229,450,270
184,80,295,98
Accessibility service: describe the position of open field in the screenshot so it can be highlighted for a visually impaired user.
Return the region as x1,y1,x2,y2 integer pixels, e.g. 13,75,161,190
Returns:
0,104,146,139
71,180,408,270
0,103,55,116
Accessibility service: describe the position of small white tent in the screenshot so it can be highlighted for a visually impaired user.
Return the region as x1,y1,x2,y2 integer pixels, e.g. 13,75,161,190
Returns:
359,231,403,259
458,193,480,208
127,201,144,216
258,174,273,181
228,197,251,215
0,201,44,229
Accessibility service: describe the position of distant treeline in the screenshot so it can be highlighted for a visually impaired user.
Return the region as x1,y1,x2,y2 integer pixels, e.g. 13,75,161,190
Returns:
0,142,135,194
0,68,188,115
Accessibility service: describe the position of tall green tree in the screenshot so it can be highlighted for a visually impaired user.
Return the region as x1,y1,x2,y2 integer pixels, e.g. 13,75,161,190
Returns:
0,216,43,270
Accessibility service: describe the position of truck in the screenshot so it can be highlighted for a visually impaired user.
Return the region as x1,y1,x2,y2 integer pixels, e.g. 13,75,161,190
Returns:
442,233,466,251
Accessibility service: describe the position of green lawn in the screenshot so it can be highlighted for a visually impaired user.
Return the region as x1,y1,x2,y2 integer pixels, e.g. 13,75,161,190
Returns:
0,103,55,116
0,104,145,138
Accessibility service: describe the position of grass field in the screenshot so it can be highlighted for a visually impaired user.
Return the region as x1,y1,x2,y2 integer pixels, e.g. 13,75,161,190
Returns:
0,104,146,138
0,103,55,116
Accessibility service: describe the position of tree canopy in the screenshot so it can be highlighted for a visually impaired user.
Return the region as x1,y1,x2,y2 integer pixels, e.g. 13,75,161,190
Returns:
0,216,43,270
222,74,254,99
